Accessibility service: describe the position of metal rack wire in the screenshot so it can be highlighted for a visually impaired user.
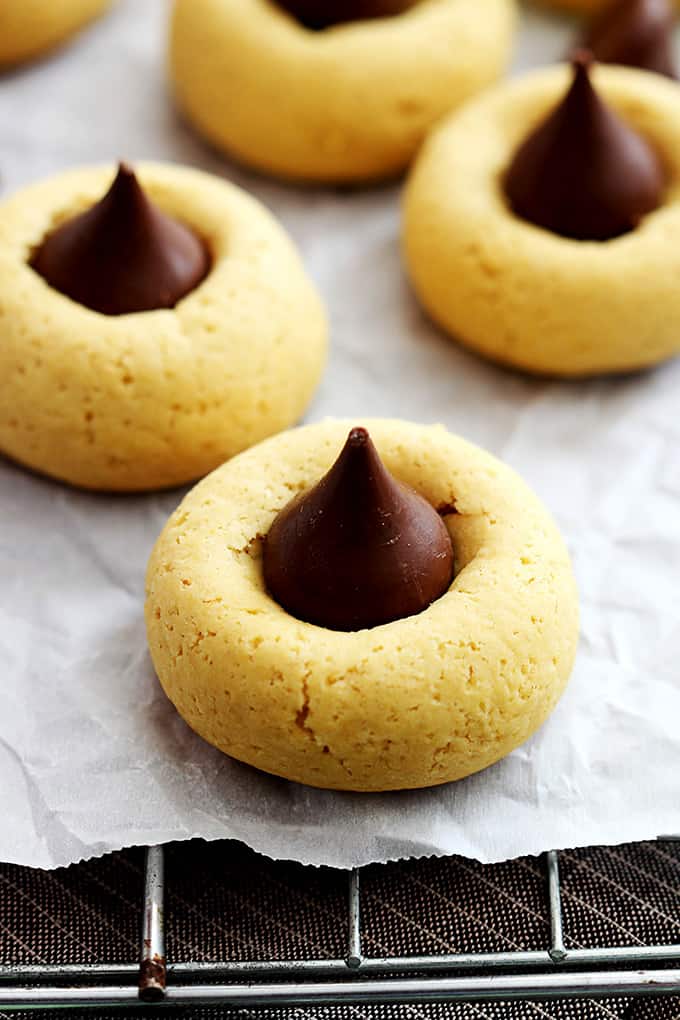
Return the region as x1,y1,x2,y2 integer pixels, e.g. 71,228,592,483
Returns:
0,842,678,1011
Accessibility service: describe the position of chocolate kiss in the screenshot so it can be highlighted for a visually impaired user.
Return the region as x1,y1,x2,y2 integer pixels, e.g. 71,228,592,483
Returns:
582,0,677,79
504,55,666,241
277,0,414,30
263,427,455,632
31,163,210,315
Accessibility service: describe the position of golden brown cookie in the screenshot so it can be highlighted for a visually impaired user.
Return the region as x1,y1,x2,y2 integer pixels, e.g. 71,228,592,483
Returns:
403,64,680,376
0,163,327,491
146,419,579,792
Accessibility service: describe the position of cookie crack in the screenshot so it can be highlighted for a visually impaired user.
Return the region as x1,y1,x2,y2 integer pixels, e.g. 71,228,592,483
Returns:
295,672,313,737
295,672,353,780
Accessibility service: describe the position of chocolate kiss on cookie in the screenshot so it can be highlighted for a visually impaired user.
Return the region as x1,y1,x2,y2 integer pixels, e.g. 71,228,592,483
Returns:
263,426,454,632
582,0,677,80
31,163,210,315
277,0,414,30
504,54,666,241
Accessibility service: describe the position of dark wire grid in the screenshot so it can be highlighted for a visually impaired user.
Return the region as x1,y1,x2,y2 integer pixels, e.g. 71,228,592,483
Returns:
0,840,678,1013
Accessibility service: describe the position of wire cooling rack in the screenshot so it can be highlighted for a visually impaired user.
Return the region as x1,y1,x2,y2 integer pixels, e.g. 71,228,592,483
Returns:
0,841,679,1012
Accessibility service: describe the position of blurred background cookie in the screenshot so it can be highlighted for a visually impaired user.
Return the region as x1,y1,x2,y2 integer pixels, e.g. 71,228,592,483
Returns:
0,0,112,67
168,0,517,183
574,0,678,77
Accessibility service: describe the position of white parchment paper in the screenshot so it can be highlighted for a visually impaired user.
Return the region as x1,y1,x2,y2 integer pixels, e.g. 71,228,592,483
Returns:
1,2,678,870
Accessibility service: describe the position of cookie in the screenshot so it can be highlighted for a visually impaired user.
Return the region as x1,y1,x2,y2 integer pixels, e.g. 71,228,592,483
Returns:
0,0,110,66
168,0,517,183
145,419,579,792
403,64,680,376
0,163,327,491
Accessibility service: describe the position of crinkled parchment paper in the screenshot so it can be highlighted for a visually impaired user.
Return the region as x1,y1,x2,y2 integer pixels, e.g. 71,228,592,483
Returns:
0,2,678,869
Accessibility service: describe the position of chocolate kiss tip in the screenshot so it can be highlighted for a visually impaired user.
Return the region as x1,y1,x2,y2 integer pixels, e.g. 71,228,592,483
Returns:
504,56,666,241
581,0,677,79
115,162,140,187
573,48,594,68
31,162,210,316
347,426,369,446
263,428,455,632
108,162,142,201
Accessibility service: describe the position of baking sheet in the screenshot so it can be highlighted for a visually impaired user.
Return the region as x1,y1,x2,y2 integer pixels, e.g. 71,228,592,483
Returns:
1,1,678,870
